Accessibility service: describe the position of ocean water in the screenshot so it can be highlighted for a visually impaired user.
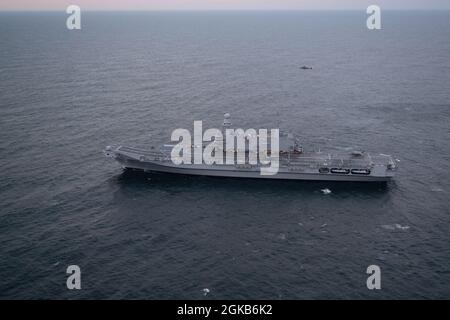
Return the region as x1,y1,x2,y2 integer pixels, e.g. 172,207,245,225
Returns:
0,11,449,299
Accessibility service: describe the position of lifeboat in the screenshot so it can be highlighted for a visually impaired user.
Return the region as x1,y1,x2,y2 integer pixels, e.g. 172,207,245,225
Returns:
351,168,371,175
330,168,350,174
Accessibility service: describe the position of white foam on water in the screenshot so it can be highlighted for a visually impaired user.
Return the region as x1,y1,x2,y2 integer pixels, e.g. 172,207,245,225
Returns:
381,224,410,231
395,224,410,230
321,188,332,194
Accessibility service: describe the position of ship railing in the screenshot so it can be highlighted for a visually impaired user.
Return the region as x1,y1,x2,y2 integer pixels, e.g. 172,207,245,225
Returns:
117,146,170,161
370,154,394,163
116,146,389,167
281,155,374,169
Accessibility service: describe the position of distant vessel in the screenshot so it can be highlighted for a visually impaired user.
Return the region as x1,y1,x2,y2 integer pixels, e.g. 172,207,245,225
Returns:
104,114,397,182
300,66,313,70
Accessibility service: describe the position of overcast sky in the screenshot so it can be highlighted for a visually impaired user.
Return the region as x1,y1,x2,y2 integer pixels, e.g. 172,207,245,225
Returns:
1,0,449,11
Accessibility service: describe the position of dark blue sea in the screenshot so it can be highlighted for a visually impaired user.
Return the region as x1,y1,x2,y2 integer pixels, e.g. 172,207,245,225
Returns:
0,11,449,299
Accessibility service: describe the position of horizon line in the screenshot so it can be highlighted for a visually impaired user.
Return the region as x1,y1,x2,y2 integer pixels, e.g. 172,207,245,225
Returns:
1,8,450,12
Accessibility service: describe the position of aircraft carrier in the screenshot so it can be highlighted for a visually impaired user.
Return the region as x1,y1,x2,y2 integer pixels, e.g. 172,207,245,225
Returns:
104,114,397,182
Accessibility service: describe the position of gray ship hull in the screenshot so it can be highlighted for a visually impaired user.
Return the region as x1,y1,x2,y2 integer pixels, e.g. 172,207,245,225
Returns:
124,160,391,182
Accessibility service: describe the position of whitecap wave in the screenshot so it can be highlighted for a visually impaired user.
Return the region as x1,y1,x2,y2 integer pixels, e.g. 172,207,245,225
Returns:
381,224,410,231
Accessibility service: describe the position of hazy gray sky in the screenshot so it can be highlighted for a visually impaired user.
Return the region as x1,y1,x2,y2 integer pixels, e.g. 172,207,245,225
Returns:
1,0,449,11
